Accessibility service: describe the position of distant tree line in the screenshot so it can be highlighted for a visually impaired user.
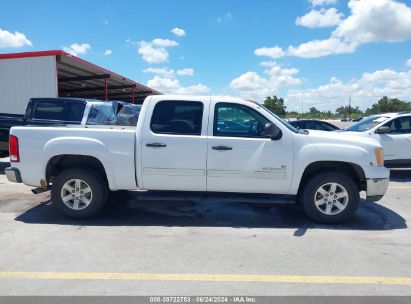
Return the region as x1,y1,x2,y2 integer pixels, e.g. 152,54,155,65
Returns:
261,96,411,119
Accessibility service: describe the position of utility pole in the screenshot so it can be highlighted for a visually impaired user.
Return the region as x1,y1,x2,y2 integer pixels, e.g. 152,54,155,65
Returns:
301,81,304,119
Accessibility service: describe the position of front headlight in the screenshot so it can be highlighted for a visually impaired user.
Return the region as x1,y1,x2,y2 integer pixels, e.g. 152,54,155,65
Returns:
374,148,384,167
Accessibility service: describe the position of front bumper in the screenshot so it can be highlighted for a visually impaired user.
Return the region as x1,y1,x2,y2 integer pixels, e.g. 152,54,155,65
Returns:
366,177,389,202
5,167,22,183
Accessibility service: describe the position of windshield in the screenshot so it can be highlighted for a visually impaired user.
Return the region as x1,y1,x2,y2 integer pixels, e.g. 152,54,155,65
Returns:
345,115,389,132
259,105,299,133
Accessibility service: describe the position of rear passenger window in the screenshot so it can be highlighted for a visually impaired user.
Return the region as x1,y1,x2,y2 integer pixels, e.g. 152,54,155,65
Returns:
32,101,85,122
33,101,66,120
150,101,203,135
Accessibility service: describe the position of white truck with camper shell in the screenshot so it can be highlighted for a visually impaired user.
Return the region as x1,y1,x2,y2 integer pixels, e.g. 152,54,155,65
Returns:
5,95,390,223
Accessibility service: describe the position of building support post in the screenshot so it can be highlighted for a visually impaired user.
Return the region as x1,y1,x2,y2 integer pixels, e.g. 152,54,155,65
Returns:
131,87,135,103
104,78,108,101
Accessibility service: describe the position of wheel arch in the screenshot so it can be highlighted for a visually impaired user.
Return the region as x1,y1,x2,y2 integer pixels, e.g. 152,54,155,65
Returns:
46,154,109,187
297,161,366,196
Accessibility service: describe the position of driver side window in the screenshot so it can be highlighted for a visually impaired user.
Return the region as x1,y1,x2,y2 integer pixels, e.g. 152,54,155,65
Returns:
214,103,270,138
383,117,411,134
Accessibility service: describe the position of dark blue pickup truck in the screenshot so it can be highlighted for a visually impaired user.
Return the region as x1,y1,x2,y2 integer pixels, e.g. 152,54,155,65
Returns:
0,97,141,156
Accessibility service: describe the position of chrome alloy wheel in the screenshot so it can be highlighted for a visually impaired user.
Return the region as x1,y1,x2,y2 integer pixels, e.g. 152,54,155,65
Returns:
60,179,93,211
314,182,349,215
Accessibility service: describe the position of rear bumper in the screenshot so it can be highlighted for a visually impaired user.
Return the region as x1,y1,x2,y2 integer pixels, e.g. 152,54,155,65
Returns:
366,177,389,202
5,167,22,183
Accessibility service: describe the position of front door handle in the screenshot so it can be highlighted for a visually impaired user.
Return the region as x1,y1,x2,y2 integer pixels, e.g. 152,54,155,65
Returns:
146,143,167,148
212,145,232,151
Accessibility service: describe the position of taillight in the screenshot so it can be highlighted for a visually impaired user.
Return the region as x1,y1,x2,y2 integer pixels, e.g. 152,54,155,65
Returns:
9,135,20,162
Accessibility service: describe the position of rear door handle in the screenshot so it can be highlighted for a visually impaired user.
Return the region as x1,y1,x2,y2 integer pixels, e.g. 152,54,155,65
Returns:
146,143,167,148
212,145,232,151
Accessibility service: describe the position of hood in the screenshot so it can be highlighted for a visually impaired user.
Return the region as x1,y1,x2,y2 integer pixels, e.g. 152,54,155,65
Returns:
338,130,373,137
306,129,381,149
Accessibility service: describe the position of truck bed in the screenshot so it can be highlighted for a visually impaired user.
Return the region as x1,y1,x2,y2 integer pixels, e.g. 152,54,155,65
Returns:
10,125,137,190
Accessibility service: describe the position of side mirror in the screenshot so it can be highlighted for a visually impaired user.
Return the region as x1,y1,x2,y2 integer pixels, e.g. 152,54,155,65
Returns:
375,126,390,134
263,122,282,140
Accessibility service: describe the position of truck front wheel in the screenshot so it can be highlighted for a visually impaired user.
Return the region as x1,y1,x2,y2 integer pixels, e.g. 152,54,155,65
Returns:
300,172,360,224
51,168,109,219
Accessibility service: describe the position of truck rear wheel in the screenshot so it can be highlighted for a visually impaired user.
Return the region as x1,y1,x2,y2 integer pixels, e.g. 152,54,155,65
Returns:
51,168,109,219
300,172,359,224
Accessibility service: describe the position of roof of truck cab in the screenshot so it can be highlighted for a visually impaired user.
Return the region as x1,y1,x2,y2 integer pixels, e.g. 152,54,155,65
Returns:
148,95,251,103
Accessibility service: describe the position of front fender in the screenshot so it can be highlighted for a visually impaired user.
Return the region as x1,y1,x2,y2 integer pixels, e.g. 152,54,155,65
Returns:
289,142,372,194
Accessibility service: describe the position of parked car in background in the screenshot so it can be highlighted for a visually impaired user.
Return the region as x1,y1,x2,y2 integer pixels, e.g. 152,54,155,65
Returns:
289,119,340,131
341,117,351,122
0,97,141,155
6,95,389,224
352,117,363,122
343,112,411,168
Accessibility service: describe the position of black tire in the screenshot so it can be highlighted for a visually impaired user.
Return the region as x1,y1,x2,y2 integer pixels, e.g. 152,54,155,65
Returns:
51,168,109,219
300,172,360,224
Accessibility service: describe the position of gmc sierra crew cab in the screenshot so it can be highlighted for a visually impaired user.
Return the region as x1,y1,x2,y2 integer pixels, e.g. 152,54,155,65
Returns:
5,95,390,223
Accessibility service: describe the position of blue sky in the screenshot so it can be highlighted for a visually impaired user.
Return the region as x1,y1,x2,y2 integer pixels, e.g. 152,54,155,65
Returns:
1,0,411,111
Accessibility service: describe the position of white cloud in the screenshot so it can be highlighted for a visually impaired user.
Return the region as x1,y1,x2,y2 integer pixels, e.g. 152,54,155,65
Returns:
286,68,411,111
171,27,186,37
254,46,285,59
143,67,175,78
259,61,278,67
143,67,194,78
138,39,179,64
147,76,210,95
152,39,179,47
406,58,411,67
289,0,411,58
310,0,337,6
176,83,210,95
177,68,194,76
335,0,411,44
138,41,169,64
288,37,357,58
63,43,91,56
103,49,112,56
229,62,301,101
0,28,32,48
296,8,343,28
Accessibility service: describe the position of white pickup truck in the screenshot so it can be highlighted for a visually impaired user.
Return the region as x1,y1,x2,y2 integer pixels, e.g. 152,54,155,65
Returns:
5,95,390,223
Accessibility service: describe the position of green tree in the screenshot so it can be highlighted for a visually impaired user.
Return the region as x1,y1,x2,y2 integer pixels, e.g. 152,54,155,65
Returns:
365,96,411,115
263,96,287,117
286,111,300,119
308,107,321,118
335,106,363,118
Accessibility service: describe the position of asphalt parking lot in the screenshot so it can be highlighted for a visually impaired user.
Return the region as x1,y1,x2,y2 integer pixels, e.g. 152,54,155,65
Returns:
0,156,411,296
